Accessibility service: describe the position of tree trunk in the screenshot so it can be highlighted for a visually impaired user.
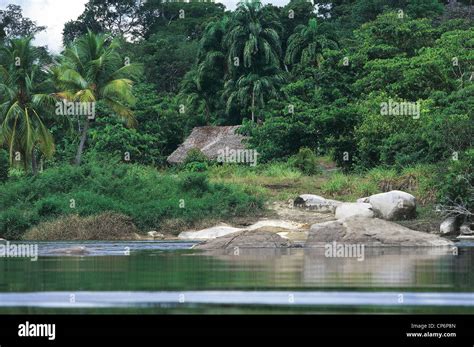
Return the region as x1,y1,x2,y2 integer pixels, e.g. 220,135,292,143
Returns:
31,148,38,175
75,118,90,166
251,90,255,123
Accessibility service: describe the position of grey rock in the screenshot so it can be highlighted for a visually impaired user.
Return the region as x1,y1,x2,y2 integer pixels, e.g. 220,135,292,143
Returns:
147,231,165,239
365,190,416,220
335,203,374,219
294,194,341,213
193,230,292,250
306,216,453,247
460,222,474,235
179,224,243,240
48,246,90,255
245,219,306,231
439,216,462,235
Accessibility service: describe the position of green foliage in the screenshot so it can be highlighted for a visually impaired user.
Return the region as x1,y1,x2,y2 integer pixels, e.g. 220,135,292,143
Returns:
184,148,209,165
438,149,474,213
289,147,321,175
180,172,210,193
0,37,56,172
52,30,143,165
0,161,263,239
0,149,8,182
183,149,209,172
321,173,353,197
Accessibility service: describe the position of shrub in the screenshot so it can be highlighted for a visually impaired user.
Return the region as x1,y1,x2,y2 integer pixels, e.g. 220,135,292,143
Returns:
0,207,39,240
35,197,66,218
184,148,209,165
289,147,321,175
184,161,208,172
179,172,210,193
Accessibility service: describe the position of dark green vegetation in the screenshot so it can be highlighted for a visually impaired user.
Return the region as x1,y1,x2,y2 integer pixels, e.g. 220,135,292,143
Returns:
0,0,472,239
0,161,262,239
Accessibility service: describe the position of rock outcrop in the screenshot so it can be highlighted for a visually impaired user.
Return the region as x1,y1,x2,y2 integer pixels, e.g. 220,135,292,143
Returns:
47,246,90,255
460,222,474,235
193,230,292,250
439,216,461,235
179,224,243,240
361,191,416,220
294,194,341,213
306,216,453,247
147,231,165,240
335,203,374,219
179,219,307,240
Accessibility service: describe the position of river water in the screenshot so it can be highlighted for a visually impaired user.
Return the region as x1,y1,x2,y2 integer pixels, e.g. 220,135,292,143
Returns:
0,241,473,313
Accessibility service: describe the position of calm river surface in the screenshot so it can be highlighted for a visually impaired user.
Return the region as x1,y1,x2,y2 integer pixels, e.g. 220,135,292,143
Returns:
0,241,473,313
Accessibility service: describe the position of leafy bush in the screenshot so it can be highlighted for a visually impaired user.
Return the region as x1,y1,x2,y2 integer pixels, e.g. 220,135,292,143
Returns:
182,148,210,172
184,148,209,165
184,161,209,172
289,147,321,175
179,172,209,193
0,207,39,240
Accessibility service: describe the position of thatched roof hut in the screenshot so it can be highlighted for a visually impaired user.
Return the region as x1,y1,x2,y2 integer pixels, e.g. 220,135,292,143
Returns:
167,126,247,164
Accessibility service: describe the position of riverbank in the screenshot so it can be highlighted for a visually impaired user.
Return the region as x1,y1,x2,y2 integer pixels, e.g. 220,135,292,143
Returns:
0,159,461,243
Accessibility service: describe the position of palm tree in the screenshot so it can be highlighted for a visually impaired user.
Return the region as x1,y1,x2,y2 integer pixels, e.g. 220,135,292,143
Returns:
223,72,284,123
285,18,338,68
0,37,55,174
179,17,229,124
179,68,211,123
222,0,284,122
52,30,142,165
224,0,282,73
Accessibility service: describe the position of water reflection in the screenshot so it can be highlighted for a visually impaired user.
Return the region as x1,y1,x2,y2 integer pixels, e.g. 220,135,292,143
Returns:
0,241,473,313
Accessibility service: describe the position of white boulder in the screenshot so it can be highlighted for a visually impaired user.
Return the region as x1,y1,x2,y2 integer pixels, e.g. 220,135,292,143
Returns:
439,217,461,235
335,203,374,219
365,190,416,220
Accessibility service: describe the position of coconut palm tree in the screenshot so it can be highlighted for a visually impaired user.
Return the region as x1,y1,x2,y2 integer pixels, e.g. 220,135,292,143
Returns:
52,30,142,165
224,0,282,73
0,37,55,174
285,18,338,68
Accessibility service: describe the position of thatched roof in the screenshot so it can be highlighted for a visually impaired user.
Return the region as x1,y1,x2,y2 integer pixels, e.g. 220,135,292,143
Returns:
167,126,247,164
